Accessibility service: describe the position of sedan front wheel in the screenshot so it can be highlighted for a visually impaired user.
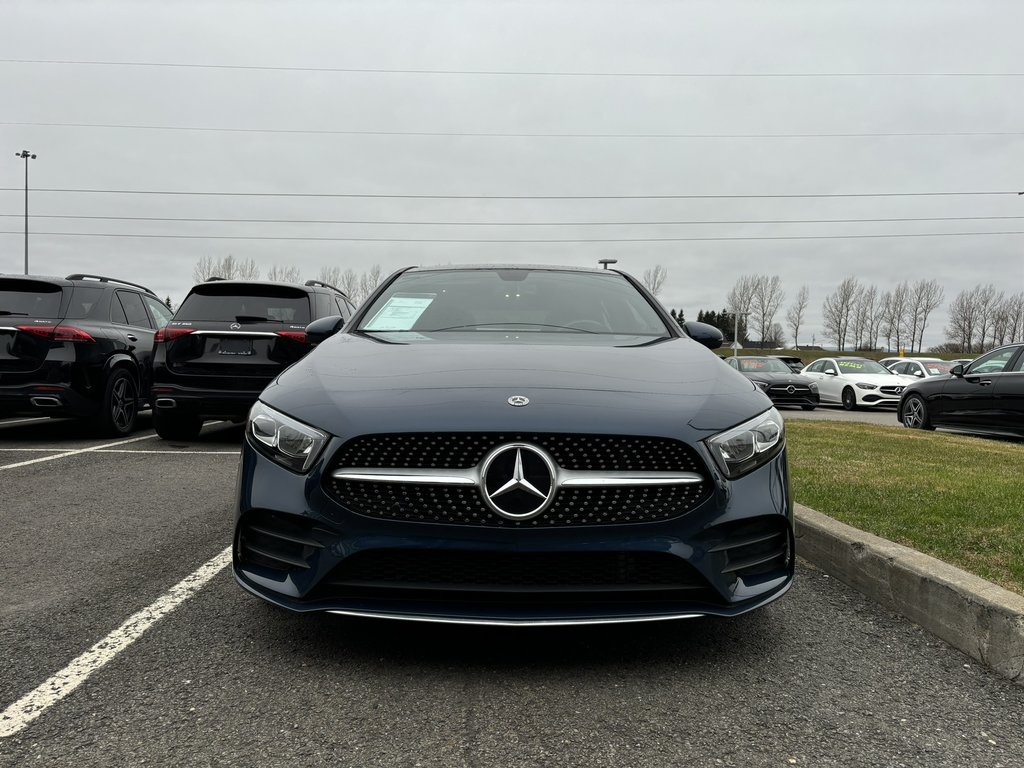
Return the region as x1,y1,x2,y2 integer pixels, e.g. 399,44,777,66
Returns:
901,394,935,430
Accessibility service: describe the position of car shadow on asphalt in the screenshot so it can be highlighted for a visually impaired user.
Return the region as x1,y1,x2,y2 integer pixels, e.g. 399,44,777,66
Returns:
247,600,780,671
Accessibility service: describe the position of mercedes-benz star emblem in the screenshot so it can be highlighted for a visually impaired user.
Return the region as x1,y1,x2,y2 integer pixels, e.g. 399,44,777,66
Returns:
230,322,242,330
480,443,556,520
507,395,530,407
786,385,796,394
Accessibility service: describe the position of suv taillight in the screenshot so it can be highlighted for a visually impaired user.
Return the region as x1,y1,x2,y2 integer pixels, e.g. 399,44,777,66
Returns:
17,325,95,342
155,327,194,342
276,331,309,344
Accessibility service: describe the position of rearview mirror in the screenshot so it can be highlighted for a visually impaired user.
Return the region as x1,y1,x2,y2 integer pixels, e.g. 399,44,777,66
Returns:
681,321,724,350
305,315,345,345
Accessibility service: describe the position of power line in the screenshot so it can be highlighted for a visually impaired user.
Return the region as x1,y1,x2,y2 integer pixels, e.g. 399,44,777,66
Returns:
3,58,1024,78
3,230,1023,243
1,187,1020,200
4,121,1023,139
3,213,1024,226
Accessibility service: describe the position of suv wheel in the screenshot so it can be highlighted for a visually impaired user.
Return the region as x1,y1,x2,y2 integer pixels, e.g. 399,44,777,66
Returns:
153,409,204,441
92,369,138,437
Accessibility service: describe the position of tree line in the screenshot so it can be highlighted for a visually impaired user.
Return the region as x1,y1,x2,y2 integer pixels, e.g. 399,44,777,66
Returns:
190,256,385,305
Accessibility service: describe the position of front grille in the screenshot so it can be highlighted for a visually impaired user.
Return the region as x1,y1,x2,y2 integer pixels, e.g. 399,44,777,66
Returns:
325,433,713,527
317,549,709,593
879,386,905,396
767,384,811,395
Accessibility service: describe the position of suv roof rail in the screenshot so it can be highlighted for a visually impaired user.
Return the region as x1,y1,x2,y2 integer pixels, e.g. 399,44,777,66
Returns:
65,274,156,296
205,276,226,282
304,279,348,296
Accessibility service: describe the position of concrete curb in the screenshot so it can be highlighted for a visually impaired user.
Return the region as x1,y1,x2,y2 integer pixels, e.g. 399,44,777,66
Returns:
794,503,1024,685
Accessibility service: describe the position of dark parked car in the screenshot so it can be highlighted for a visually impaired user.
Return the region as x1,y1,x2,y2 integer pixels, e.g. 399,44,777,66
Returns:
770,355,805,374
233,265,794,625
724,355,819,410
898,343,1024,438
151,279,356,440
0,273,171,435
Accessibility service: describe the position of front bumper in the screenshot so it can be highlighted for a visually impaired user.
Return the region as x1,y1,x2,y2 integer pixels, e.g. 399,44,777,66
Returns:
232,436,795,624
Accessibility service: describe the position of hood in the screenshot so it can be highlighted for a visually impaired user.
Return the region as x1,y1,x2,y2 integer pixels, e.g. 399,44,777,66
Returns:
744,372,815,385
839,373,915,385
261,332,770,440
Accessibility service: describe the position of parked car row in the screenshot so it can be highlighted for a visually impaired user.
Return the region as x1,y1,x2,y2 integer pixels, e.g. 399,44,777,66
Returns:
0,273,357,437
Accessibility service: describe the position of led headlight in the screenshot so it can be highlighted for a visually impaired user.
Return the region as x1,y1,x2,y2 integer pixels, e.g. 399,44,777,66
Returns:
753,380,769,390
248,401,328,473
855,382,878,390
808,382,818,392
705,408,784,479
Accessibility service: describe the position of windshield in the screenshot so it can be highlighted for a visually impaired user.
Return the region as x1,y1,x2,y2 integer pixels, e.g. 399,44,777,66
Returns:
738,358,792,373
836,359,891,374
0,280,63,317
176,284,311,323
358,269,670,336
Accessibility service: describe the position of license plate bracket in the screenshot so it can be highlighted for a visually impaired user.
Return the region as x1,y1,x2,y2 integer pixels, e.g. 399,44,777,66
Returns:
217,338,254,356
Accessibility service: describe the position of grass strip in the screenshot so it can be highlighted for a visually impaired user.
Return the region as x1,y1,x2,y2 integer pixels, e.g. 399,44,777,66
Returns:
785,419,1024,595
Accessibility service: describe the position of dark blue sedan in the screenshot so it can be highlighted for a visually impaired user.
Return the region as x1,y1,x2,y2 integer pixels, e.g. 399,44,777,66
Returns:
232,265,793,625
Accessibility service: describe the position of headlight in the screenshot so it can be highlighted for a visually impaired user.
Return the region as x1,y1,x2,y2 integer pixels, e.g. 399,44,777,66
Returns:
248,401,328,473
808,382,818,392
705,408,784,479
753,380,769,390
855,383,877,390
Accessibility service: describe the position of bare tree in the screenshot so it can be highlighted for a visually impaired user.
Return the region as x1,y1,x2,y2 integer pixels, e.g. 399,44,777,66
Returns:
726,274,759,317
641,265,668,297
910,279,944,353
266,264,301,283
1006,292,1024,343
785,285,809,349
974,284,1002,352
356,265,384,304
751,275,785,342
881,281,910,352
764,322,786,347
192,254,261,282
852,285,878,350
944,286,985,353
821,276,861,351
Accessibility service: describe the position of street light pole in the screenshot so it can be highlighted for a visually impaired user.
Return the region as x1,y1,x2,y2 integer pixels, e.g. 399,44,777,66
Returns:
15,150,36,275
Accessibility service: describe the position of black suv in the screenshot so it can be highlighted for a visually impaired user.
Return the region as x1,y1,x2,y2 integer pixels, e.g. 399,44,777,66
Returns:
150,278,355,440
0,273,172,435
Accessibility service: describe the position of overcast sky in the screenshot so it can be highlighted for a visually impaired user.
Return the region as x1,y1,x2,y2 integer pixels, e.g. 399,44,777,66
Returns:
2,0,1023,349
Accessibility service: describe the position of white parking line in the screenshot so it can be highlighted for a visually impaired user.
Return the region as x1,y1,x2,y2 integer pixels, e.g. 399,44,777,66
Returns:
0,434,158,471
0,546,232,739
93,449,238,455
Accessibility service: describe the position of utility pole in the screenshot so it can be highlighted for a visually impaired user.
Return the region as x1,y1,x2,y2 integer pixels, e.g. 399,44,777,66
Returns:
598,259,617,270
15,150,36,275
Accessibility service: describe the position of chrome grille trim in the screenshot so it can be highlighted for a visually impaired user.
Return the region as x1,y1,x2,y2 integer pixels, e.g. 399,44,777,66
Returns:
332,466,704,488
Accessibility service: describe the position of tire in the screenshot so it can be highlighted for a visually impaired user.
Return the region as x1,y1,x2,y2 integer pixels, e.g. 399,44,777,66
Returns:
90,368,138,437
801,405,817,411
900,394,934,430
841,387,858,411
153,408,204,441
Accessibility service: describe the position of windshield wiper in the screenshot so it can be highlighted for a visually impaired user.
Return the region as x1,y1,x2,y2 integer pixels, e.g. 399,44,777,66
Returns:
234,315,271,322
0,310,29,316
425,322,598,334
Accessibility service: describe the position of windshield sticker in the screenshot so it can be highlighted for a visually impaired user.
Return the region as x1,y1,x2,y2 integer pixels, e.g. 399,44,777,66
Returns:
837,361,866,370
363,293,436,331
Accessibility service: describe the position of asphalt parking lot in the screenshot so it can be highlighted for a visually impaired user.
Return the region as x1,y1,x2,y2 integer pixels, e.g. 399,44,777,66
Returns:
2,415,1022,767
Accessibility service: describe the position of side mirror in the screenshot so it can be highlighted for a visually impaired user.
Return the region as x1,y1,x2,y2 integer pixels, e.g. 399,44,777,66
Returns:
681,321,724,350
914,371,925,377
950,364,964,377
305,314,345,345
825,369,838,376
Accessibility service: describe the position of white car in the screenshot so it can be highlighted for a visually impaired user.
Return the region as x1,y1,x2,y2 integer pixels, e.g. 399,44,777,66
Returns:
801,357,918,410
886,358,956,379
